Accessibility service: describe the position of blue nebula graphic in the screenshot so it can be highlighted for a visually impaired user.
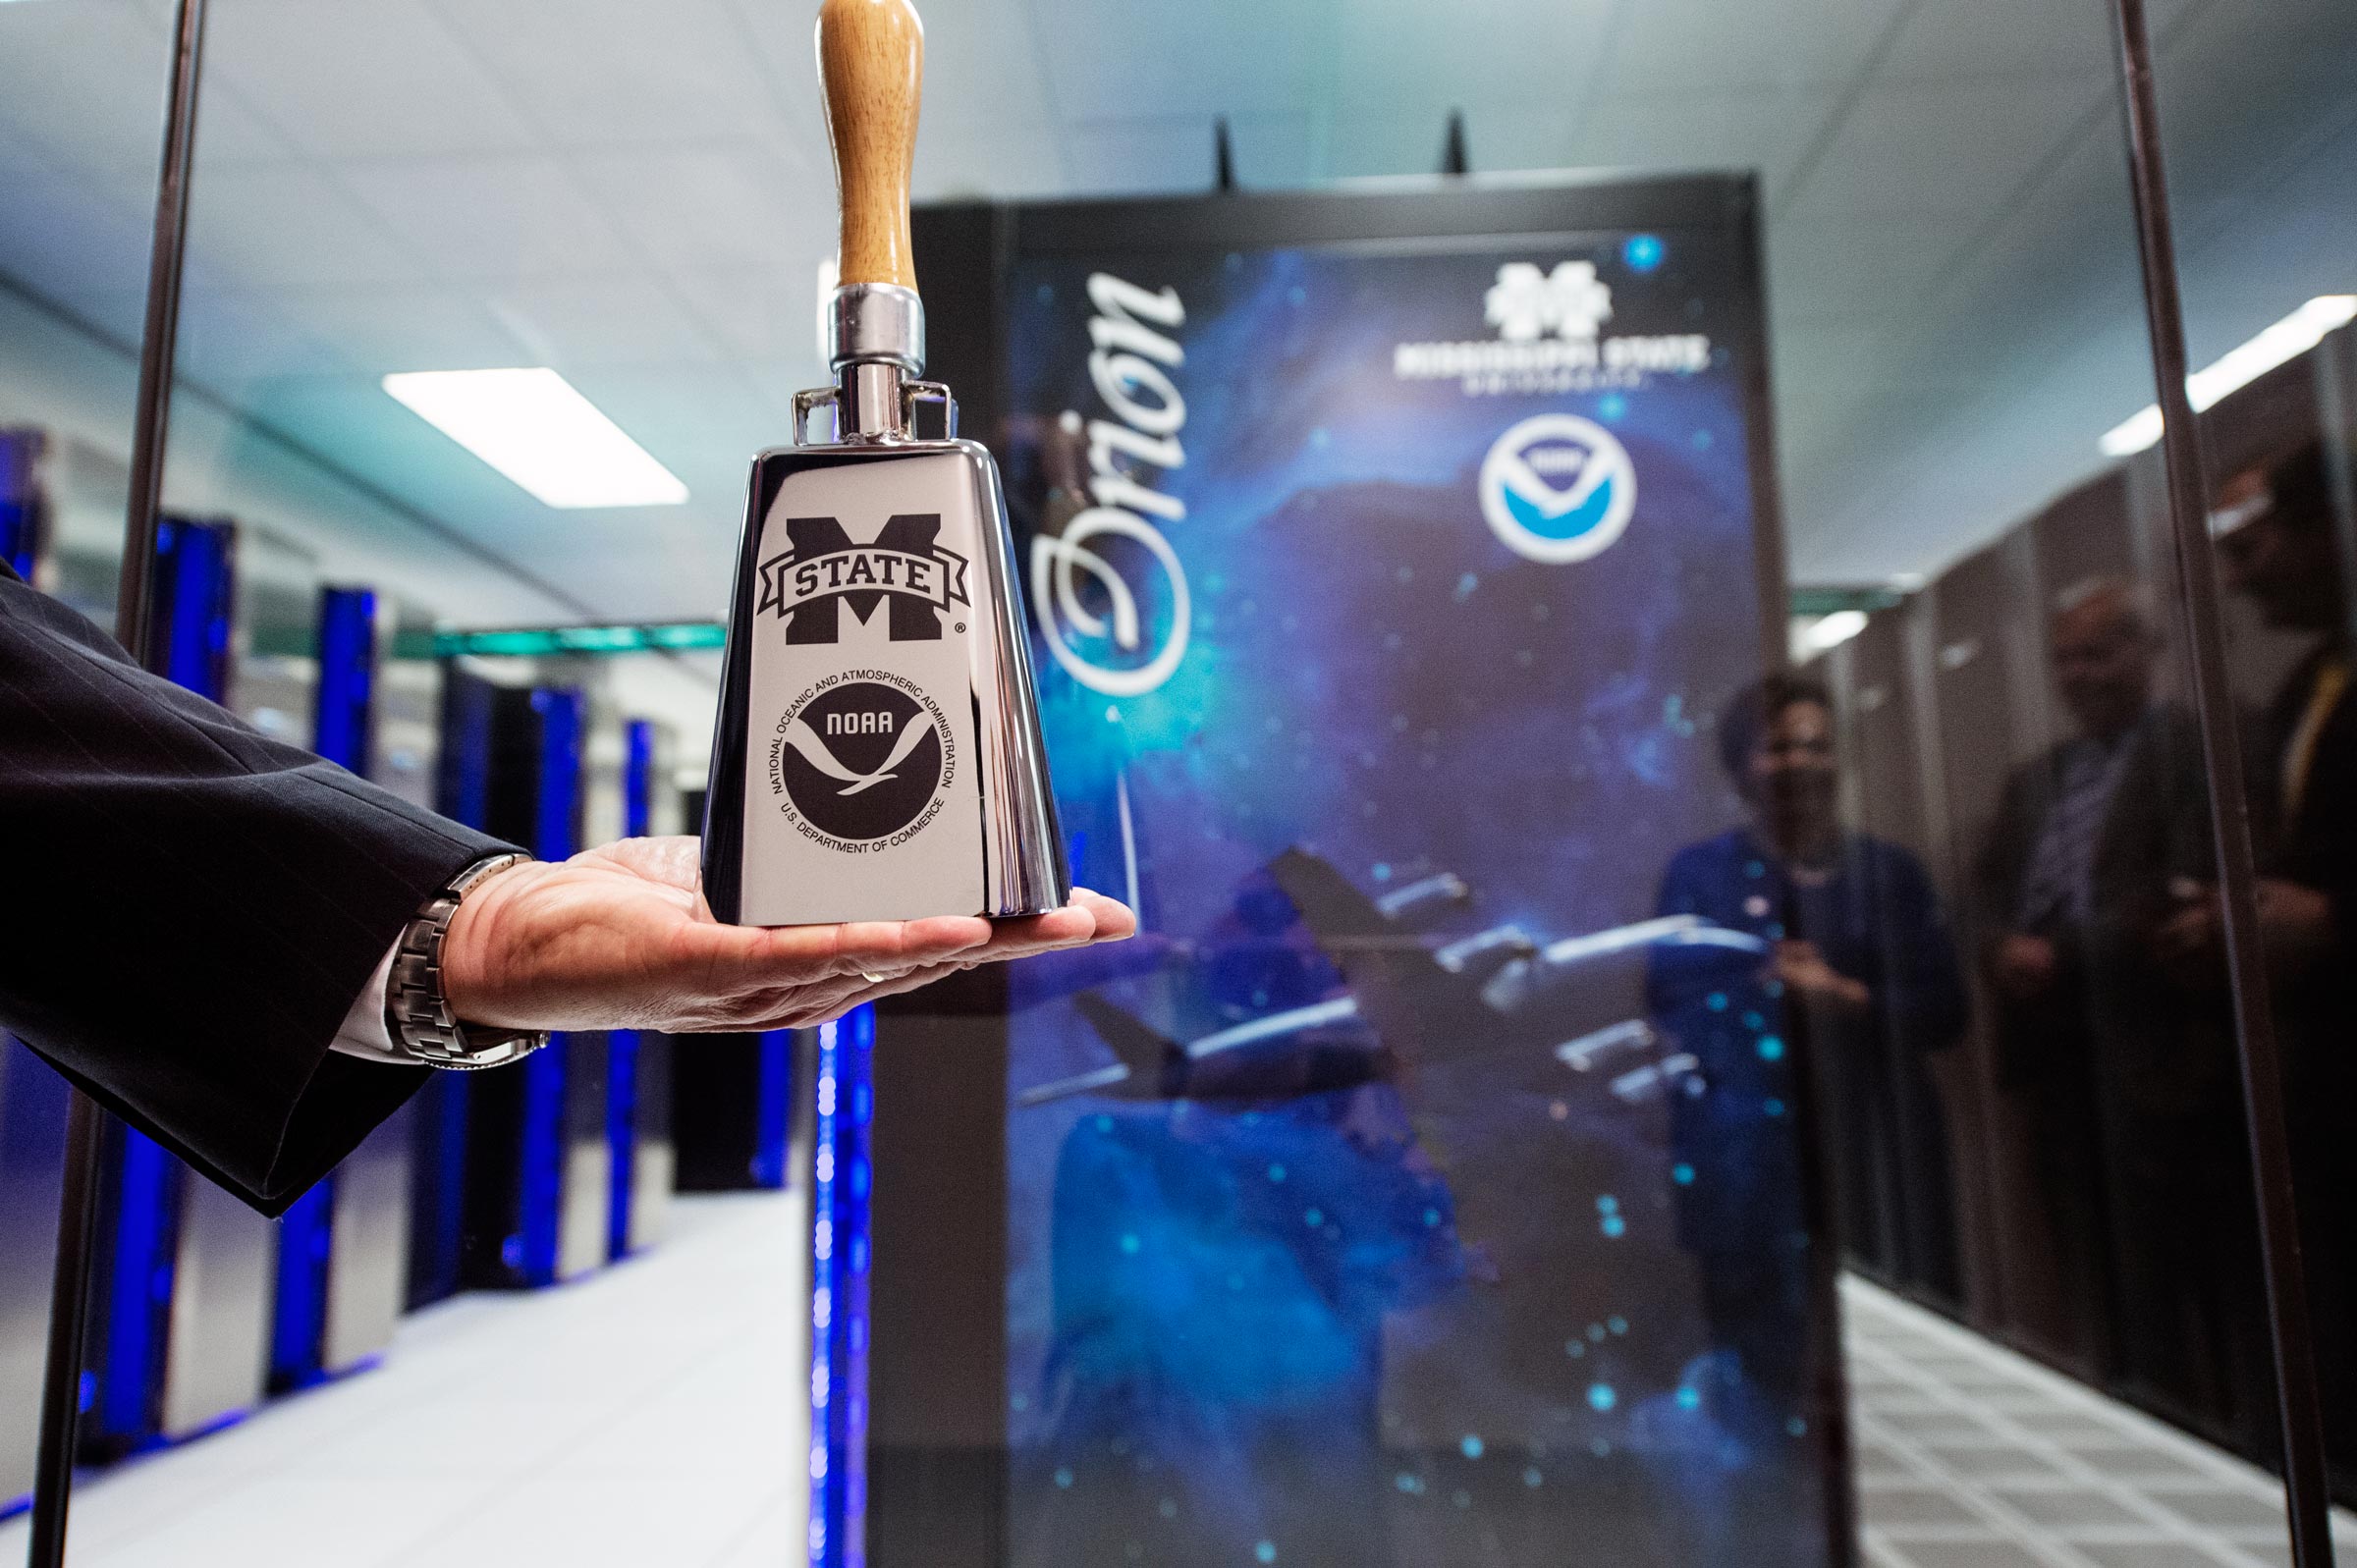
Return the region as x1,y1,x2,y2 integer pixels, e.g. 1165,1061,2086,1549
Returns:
1000,234,1834,1568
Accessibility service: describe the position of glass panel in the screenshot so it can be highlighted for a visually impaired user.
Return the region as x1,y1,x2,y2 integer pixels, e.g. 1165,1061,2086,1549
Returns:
0,0,185,1547
2157,0,2357,1537
0,0,2331,1563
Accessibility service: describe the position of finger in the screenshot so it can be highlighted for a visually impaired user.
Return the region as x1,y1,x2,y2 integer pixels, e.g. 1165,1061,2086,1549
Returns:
741,956,981,1032
957,908,1104,964
769,915,997,979
1069,888,1139,942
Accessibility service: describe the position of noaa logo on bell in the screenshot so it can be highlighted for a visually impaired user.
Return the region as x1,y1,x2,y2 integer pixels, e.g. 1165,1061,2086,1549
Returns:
1478,414,1636,565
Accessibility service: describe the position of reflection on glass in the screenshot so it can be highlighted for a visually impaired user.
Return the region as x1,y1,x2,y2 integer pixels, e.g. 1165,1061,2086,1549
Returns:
2214,440,2357,1486
1653,675,1967,1360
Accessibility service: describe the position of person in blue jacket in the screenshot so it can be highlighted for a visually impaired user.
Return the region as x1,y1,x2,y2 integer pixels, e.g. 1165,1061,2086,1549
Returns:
1648,674,1969,1434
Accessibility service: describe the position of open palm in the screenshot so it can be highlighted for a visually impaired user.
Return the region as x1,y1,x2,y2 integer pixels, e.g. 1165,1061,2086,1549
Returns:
440,836,1133,1035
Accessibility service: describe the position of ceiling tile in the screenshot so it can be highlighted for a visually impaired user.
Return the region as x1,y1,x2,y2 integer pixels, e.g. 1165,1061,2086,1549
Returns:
1026,0,1342,122
181,165,428,291
914,119,1069,200
1781,73,2108,220
0,3,295,179
1763,215,1979,322
203,0,539,160
1878,0,2170,81
0,2,170,179
171,289,347,389
900,0,1059,134
0,174,156,324
1568,84,1838,204
1334,0,1618,117
1604,0,1911,92
340,154,637,281
432,0,795,152
571,144,834,278
668,268,827,366
263,284,530,375
1059,120,1224,198
484,277,725,368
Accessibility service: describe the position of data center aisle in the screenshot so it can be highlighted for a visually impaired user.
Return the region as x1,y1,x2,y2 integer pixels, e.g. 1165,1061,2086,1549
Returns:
0,1192,808,1568
1846,1277,2357,1568
10,1217,2349,1568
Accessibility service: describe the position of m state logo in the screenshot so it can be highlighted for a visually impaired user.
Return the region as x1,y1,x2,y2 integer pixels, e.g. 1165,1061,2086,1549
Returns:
1478,413,1636,565
1484,260,1614,343
757,513,971,644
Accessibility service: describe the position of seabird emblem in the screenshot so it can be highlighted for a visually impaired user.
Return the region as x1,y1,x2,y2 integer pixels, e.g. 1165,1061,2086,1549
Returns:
1478,413,1636,565
780,710,937,795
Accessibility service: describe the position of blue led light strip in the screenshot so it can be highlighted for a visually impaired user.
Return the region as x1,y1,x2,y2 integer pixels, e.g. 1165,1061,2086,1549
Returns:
95,518,235,1446
810,1007,874,1568
269,586,379,1387
623,719,654,838
751,1030,793,1189
512,687,584,1286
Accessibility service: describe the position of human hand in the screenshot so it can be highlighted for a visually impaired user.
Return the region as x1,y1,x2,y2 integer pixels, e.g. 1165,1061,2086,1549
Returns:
439,837,1135,1034
1771,939,1871,1013
1989,932,2059,1001
2153,878,2332,979
2256,878,2335,970
2154,883,2220,964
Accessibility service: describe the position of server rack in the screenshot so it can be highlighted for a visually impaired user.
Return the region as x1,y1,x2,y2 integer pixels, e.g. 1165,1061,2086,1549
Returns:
459,685,613,1288
0,431,65,1512
406,668,500,1309
84,516,277,1454
605,720,674,1259
0,428,47,582
267,586,414,1388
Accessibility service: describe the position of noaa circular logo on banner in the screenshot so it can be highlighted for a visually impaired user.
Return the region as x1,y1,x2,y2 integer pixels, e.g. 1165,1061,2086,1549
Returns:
773,678,951,845
1478,413,1636,564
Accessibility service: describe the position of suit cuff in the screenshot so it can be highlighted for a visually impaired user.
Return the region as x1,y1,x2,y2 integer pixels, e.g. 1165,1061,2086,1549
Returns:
329,940,414,1065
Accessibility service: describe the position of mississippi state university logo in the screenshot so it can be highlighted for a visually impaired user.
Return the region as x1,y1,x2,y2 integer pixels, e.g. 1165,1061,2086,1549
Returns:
770,674,955,846
1479,413,1636,565
1484,260,1613,343
756,514,970,643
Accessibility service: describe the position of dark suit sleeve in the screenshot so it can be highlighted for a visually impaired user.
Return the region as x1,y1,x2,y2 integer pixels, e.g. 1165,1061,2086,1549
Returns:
1968,764,2038,949
0,568,518,1217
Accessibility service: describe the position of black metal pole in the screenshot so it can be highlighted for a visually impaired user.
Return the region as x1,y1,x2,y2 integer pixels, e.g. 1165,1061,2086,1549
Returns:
27,2,208,1564
2105,3,2336,1563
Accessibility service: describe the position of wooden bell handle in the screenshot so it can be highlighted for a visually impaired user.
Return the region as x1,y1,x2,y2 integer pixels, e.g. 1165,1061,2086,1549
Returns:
817,0,923,294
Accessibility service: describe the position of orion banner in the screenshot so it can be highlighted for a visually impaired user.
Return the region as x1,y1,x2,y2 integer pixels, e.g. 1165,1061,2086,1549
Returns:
946,181,1839,1568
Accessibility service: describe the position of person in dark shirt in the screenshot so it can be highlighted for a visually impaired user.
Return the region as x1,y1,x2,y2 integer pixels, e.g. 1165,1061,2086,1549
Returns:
1972,580,2255,1430
2171,443,2357,1479
1649,675,1969,1427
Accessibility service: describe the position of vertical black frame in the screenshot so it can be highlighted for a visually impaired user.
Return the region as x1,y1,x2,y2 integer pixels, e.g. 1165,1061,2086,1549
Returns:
28,2,208,1563
891,172,1854,1568
13,3,2337,1566
2106,1,2335,1563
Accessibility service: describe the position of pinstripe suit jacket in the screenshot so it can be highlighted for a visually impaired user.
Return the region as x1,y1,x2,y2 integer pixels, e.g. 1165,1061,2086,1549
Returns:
0,563,510,1216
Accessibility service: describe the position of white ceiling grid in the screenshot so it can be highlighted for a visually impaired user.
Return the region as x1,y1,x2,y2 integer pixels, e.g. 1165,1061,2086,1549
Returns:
0,0,2351,646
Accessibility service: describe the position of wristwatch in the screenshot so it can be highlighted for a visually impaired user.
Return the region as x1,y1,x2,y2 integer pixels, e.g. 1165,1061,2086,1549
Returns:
385,853,551,1070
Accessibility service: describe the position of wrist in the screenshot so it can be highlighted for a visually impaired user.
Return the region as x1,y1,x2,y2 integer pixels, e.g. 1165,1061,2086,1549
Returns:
438,855,532,1027
386,853,548,1070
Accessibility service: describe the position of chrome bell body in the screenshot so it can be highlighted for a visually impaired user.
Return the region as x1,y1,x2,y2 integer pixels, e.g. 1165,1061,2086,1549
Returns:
702,284,1069,926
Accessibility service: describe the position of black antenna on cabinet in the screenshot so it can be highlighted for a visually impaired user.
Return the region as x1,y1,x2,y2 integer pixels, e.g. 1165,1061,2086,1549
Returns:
1214,116,1236,191
1440,109,1470,176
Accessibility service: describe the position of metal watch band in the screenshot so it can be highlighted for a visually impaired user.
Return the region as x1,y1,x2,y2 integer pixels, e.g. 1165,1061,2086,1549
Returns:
386,853,549,1070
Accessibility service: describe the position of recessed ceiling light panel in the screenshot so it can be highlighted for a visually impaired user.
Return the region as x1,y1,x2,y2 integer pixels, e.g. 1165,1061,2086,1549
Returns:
2100,295,2357,458
382,367,688,509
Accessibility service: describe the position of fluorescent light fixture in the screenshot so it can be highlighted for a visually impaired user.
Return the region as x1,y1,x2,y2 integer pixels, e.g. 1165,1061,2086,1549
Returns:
2100,295,2357,457
383,368,687,508
1792,610,1869,661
